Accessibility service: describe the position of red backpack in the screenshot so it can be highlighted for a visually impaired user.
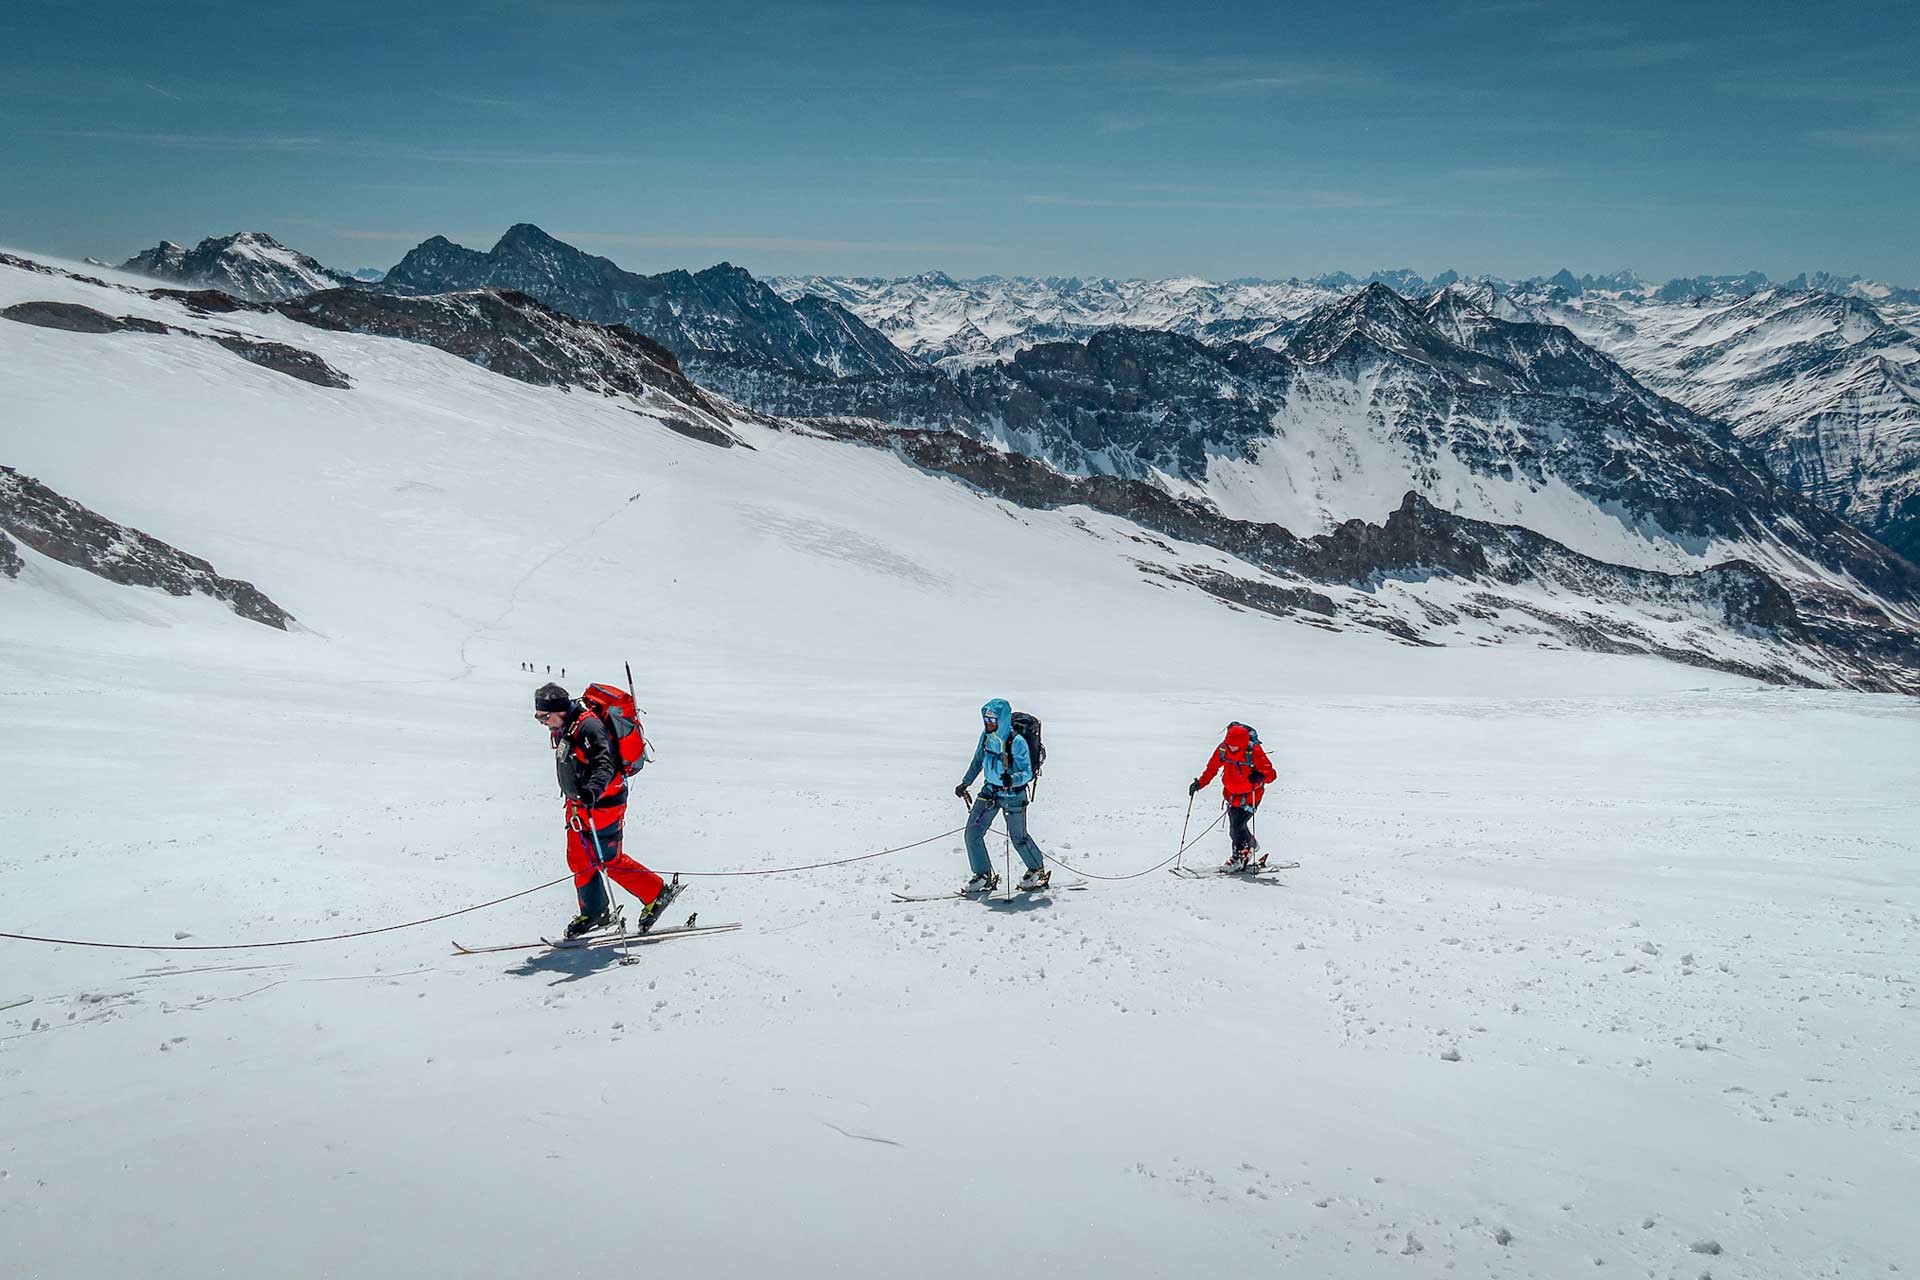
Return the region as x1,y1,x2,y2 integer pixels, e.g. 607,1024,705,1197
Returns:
580,682,649,776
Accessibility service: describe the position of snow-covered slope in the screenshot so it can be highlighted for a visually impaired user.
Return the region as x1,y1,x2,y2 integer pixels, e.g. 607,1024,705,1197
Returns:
3,252,1919,1279
119,231,358,302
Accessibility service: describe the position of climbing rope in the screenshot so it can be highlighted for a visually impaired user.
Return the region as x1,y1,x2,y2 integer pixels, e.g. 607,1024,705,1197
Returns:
0,874,574,952
667,824,967,877
1,804,1246,952
1043,808,1228,881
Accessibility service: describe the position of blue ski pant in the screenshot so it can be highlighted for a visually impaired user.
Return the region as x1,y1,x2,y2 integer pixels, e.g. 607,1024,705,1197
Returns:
965,789,1046,875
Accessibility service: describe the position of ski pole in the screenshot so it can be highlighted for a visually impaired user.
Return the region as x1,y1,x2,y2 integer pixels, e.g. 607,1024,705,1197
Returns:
1176,792,1194,873
581,803,614,917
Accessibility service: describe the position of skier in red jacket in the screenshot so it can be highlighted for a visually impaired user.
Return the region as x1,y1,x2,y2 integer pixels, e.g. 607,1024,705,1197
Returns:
1189,721,1276,869
534,682,676,938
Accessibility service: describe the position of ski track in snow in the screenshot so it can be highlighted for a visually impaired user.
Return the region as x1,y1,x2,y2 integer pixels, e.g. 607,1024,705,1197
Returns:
1,254,1917,1278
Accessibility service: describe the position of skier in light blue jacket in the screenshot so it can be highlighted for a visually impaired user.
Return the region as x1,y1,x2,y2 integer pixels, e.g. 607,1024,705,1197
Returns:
953,697,1050,893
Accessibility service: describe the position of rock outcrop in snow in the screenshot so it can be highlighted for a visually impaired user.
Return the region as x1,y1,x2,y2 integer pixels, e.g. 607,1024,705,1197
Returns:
274,286,748,443
2,299,351,389
0,465,292,627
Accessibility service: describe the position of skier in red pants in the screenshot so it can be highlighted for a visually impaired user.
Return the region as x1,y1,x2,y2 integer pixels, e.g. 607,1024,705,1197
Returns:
533,683,677,937
1189,721,1276,870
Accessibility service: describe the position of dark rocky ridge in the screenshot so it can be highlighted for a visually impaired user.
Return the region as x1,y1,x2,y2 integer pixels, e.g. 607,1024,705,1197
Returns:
2,300,351,388
381,224,917,381
0,466,292,628
274,288,746,440
0,529,22,579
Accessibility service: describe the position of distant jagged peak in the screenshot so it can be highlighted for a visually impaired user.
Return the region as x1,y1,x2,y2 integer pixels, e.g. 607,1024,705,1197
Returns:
117,230,354,301
492,221,562,250
1285,281,1471,369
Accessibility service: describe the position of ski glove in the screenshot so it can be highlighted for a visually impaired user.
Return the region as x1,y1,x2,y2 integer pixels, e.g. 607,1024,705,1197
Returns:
955,784,972,804
1188,779,1202,796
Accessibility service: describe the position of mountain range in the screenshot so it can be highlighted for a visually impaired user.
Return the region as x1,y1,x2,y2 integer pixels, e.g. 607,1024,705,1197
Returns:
52,224,1920,688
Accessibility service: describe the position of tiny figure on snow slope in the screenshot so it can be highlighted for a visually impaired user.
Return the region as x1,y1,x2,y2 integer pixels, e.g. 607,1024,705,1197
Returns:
954,698,1050,893
534,682,676,937
1189,721,1275,870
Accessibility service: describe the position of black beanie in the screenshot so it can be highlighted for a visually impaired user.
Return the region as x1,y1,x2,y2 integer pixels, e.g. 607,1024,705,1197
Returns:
533,683,571,714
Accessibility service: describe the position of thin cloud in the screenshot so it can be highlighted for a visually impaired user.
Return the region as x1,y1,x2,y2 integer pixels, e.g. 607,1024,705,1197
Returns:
38,128,644,165
1714,71,1920,104
1026,190,1403,211
1448,164,1571,181
436,91,530,109
47,128,333,150
142,82,183,101
1547,40,1696,70
332,228,461,241
1807,124,1920,153
1096,115,1150,134
557,231,1008,256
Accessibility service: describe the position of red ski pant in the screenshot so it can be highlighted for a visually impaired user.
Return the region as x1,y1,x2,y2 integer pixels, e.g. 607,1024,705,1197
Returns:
566,805,663,917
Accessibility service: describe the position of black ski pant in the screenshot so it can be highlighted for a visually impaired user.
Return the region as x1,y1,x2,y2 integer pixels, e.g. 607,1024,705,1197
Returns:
1227,803,1258,856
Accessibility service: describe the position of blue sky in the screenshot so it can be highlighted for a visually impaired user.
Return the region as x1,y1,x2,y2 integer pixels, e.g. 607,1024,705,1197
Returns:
4,0,1917,282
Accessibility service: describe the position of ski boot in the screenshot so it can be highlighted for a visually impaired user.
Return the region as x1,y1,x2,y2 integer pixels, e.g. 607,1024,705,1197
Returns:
964,870,1000,895
1017,865,1052,892
1223,849,1253,874
635,875,683,934
564,909,615,939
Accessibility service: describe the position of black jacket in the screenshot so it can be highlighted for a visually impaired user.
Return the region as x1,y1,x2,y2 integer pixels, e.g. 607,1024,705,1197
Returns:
554,703,624,808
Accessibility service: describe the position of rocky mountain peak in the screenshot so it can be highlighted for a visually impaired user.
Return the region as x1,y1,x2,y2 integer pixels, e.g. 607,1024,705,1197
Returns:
117,231,356,302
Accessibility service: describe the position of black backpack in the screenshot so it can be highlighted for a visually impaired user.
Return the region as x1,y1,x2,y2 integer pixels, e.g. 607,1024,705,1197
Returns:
1009,710,1045,783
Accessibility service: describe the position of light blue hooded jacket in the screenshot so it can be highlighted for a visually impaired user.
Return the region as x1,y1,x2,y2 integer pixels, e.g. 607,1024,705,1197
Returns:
959,697,1032,794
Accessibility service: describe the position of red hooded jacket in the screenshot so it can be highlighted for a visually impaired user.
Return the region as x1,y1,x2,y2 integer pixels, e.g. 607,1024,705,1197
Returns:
1196,723,1275,808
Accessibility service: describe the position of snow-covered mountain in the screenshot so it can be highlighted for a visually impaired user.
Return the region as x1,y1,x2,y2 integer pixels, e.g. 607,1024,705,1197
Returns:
699,280,1920,676
1483,284,1920,564
780,265,1920,565
382,223,917,381
773,271,1347,366
118,231,358,302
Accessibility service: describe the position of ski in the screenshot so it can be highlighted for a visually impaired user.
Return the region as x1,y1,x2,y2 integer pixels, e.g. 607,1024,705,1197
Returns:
1170,859,1299,880
891,877,1087,903
452,918,742,955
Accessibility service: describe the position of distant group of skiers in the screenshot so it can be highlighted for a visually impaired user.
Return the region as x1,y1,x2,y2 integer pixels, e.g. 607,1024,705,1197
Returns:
531,682,1278,938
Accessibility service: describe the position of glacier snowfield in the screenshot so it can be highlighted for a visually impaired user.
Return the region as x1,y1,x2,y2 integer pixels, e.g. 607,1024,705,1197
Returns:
3,255,1918,1278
